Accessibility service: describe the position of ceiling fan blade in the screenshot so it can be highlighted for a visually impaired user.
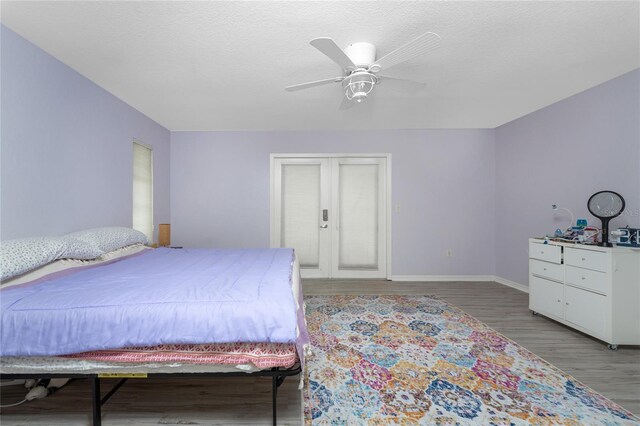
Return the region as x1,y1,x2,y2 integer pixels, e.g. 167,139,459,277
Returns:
339,96,354,110
377,75,427,94
285,77,344,92
310,38,356,71
373,32,441,72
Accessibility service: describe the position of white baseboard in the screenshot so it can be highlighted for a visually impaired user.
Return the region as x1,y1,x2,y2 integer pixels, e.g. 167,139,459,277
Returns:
391,275,495,282
493,276,529,293
390,274,529,293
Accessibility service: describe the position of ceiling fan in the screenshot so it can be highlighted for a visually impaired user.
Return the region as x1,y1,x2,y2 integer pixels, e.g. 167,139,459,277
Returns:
285,32,442,108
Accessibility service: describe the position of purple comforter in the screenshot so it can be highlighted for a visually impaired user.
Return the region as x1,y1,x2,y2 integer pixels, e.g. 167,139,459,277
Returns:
1,248,299,357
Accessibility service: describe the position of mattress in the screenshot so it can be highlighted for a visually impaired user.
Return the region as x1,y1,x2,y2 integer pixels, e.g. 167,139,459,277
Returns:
1,247,308,374
63,342,298,368
1,342,298,374
1,248,300,356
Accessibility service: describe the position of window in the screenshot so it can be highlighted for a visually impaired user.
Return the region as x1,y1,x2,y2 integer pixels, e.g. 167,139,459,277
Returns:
132,140,153,242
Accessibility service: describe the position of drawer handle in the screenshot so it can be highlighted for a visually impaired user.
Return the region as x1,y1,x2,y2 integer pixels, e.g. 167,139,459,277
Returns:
543,268,547,271
581,276,586,280
566,302,570,306
541,251,545,254
581,257,586,261
557,299,561,303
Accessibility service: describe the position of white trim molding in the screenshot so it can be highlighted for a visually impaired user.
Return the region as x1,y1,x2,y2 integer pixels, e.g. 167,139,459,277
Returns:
493,276,529,293
391,275,529,293
391,275,496,282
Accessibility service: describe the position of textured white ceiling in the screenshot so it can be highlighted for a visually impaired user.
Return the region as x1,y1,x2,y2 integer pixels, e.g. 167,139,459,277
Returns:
2,1,639,130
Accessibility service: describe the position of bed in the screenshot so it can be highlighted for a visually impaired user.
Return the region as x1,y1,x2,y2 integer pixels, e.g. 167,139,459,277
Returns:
0,228,308,425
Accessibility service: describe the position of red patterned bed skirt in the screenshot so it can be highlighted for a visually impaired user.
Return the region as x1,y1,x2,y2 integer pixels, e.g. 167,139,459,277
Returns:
62,342,298,369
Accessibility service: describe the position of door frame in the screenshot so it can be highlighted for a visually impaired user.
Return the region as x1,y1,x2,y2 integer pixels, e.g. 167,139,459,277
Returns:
270,153,392,280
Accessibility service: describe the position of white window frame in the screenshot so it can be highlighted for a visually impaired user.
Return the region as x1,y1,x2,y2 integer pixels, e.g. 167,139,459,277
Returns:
132,139,154,242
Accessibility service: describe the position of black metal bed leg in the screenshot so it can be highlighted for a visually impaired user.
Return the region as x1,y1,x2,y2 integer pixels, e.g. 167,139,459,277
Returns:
91,377,102,426
272,375,277,426
272,374,287,426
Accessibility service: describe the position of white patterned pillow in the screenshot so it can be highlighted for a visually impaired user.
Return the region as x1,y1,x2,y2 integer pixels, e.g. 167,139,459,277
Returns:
59,237,103,260
0,237,67,281
65,227,149,254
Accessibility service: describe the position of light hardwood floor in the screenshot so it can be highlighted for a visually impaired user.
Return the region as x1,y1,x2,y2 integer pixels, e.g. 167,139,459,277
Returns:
1,280,638,425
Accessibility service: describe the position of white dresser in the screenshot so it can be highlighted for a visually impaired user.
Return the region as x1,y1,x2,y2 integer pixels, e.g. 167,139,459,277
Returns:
528,238,640,349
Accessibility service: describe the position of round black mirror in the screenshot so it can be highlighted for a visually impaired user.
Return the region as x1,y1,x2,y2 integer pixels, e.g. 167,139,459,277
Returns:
587,191,625,247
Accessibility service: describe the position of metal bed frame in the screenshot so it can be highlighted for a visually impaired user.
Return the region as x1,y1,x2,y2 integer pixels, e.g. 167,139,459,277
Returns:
2,365,301,426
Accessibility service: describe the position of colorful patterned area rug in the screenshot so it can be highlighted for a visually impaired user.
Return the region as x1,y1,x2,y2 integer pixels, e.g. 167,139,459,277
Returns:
303,295,638,425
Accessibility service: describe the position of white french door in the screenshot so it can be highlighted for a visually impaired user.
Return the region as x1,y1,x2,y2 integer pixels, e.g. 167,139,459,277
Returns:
271,155,388,279
272,158,331,278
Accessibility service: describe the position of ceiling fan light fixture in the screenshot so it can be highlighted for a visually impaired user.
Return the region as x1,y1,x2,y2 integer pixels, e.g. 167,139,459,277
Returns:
343,71,377,103
286,32,441,108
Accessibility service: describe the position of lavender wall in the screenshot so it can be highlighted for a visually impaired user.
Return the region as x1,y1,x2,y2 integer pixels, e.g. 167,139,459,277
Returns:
171,130,496,276
495,69,640,287
1,26,171,241
7,21,633,283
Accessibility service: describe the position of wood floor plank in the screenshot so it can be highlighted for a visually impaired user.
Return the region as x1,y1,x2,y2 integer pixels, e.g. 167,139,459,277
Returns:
1,280,638,425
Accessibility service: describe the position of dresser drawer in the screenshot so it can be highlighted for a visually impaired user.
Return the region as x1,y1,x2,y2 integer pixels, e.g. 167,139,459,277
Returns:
530,259,563,282
565,265,608,295
564,247,608,272
529,242,562,264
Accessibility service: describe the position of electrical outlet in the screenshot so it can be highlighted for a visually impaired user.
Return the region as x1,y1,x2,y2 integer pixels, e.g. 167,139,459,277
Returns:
446,249,453,257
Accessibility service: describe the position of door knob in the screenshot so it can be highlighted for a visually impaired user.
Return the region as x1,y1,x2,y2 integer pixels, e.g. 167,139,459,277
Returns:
320,224,328,228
